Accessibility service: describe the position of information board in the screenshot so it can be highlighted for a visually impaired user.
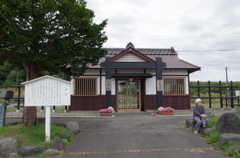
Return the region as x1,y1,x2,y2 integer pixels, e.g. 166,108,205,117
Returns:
22,76,71,106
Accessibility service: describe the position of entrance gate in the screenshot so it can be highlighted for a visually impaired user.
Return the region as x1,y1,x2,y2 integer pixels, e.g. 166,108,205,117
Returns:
117,80,141,112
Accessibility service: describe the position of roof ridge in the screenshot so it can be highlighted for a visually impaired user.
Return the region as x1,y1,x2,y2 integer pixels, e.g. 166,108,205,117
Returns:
105,47,172,50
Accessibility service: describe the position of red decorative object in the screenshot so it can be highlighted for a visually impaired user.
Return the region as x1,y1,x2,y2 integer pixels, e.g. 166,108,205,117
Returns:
100,113,113,116
157,112,174,115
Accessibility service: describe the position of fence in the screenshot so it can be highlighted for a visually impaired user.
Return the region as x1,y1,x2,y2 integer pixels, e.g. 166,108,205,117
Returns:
190,81,240,109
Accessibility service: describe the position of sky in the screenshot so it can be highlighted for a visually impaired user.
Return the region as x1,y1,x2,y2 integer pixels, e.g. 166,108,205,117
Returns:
86,0,240,82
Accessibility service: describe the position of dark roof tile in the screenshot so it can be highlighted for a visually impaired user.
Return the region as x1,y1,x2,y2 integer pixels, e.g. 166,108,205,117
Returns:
105,48,177,55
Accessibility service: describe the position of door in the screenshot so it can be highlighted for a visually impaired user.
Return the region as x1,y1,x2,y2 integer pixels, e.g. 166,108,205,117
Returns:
117,80,141,112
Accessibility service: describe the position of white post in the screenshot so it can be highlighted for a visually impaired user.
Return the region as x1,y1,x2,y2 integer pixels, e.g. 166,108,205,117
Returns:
45,106,51,142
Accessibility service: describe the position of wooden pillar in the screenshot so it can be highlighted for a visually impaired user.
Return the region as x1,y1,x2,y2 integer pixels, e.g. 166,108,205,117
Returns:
197,81,200,98
230,81,234,109
105,57,111,108
219,81,223,109
156,57,163,109
208,81,212,110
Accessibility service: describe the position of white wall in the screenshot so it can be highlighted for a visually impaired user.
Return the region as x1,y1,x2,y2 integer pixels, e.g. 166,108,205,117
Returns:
111,78,116,95
71,77,74,95
101,77,115,95
101,76,106,95
184,76,189,94
146,77,156,95
97,76,100,95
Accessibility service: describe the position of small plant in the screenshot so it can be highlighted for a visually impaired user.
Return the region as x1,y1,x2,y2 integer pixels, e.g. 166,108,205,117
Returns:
98,108,113,113
157,107,174,112
98,106,115,113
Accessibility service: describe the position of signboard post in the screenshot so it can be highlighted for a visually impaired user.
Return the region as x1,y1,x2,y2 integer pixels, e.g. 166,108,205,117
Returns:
22,75,71,141
45,106,51,141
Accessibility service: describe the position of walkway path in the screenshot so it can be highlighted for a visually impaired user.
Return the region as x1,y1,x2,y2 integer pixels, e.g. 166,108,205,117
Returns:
57,113,224,158
5,111,232,158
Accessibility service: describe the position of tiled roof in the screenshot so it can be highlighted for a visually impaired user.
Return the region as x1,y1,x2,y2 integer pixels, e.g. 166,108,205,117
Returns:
90,42,201,73
106,48,177,55
147,55,200,69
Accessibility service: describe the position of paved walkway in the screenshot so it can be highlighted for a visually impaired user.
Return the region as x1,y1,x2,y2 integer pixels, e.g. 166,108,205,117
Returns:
64,113,224,158
5,111,231,158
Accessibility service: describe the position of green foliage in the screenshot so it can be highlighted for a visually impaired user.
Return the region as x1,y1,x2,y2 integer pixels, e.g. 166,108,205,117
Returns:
0,0,108,79
205,130,221,144
0,61,64,88
0,61,26,88
224,149,240,158
0,123,72,147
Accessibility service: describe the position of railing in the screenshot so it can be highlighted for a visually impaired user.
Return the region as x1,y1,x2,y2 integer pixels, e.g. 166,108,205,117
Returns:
190,81,240,109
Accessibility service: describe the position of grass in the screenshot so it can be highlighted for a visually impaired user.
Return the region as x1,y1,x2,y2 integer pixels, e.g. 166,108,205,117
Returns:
0,123,72,148
204,116,240,157
6,106,66,113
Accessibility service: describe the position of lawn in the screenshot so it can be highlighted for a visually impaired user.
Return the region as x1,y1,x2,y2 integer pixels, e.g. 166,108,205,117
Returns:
0,123,72,148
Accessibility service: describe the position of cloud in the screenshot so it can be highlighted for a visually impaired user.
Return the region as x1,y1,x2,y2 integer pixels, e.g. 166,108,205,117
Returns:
86,0,240,81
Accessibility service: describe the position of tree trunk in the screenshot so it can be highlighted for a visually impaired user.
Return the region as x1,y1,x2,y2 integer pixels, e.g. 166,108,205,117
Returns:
22,62,40,126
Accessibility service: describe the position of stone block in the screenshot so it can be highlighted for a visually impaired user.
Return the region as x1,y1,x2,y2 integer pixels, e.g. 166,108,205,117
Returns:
219,133,240,144
66,121,80,134
52,140,65,151
18,145,46,157
42,149,62,156
200,128,212,137
0,137,18,157
216,113,240,134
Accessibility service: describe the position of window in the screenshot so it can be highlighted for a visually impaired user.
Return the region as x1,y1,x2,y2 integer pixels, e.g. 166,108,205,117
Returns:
74,77,97,96
163,77,185,96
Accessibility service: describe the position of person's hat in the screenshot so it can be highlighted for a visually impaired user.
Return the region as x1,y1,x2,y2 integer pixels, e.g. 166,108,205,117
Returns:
195,98,202,104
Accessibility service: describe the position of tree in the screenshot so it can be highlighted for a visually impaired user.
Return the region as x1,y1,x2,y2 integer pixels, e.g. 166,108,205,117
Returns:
0,61,15,87
0,0,108,126
3,69,26,87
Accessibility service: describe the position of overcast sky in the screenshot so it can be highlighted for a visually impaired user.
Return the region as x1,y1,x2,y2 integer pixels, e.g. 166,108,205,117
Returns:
86,0,240,82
